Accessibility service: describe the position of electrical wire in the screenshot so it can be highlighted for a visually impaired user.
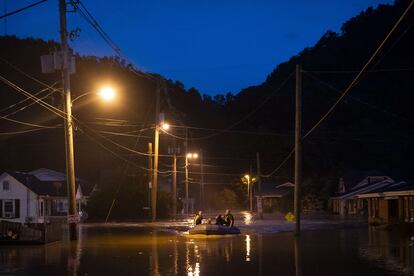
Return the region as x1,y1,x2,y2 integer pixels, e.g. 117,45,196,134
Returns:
262,0,414,177
0,0,47,19
161,71,294,141
0,74,67,120
161,124,293,140
0,115,58,129
303,71,414,125
303,0,414,140
0,56,62,94
0,127,58,136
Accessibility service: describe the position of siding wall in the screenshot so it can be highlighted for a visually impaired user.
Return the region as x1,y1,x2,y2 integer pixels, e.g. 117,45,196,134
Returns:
0,173,39,223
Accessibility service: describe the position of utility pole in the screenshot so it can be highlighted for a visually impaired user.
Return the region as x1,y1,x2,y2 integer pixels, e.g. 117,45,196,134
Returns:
148,143,153,220
59,0,77,240
199,149,204,210
168,142,179,218
185,155,189,214
249,163,253,212
256,152,263,219
184,128,189,214
172,153,177,218
294,64,302,236
246,176,250,210
152,83,161,221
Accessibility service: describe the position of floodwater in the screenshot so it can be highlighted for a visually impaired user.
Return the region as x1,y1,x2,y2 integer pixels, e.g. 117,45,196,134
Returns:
0,224,413,276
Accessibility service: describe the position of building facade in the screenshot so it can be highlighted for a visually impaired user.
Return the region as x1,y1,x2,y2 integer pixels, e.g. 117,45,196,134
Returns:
0,169,93,224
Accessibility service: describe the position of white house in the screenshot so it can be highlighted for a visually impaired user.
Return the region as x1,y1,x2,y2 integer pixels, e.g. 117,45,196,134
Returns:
0,169,94,224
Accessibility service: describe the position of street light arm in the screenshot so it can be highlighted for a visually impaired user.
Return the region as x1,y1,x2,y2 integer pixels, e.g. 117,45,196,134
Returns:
71,92,94,104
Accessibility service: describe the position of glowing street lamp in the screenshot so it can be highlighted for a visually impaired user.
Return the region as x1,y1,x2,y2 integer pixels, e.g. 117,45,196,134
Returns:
185,152,198,214
161,122,170,130
243,174,253,212
98,86,116,101
71,86,117,104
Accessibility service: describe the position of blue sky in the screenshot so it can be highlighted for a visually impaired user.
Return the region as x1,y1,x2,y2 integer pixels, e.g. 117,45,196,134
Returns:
2,0,394,95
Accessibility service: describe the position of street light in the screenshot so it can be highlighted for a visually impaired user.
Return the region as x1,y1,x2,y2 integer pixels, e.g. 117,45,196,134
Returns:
98,86,116,101
243,174,254,212
71,86,117,104
161,122,170,130
185,152,198,214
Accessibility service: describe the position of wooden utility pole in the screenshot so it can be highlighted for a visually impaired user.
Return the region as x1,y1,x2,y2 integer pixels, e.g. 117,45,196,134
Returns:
249,163,253,212
152,84,160,221
185,155,189,214
59,0,77,240
172,153,177,218
148,143,153,219
200,149,204,210
184,128,189,214
256,152,263,219
294,64,302,236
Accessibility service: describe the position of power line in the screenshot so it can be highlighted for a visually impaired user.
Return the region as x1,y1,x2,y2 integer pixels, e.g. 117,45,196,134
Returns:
303,0,414,140
0,115,58,129
162,124,293,139
0,127,58,136
0,0,47,20
303,71,414,125
304,67,414,74
0,84,56,114
163,72,294,141
263,0,414,177
0,74,67,120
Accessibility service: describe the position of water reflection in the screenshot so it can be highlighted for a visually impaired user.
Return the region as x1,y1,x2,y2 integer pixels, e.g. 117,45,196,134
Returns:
359,227,414,274
245,234,251,262
2,225,414,275
294,237,302,276
68,227,82,276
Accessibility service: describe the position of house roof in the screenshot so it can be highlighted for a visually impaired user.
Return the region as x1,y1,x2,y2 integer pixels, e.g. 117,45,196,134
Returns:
331,178,395,200
30,168,82,182
6,169,94,197
338,170,389,192
357,181,414,198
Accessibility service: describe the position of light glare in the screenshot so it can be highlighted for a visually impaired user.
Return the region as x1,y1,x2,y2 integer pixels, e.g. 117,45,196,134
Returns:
98,86,116,101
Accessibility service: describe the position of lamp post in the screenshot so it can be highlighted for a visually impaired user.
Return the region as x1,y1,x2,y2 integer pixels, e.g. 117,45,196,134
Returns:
243,174,254,212
54,0,116,240
185,152,198,214
244,174,251,211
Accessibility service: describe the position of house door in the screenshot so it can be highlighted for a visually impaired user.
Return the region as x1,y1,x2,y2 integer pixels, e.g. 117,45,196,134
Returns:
388,199,398,221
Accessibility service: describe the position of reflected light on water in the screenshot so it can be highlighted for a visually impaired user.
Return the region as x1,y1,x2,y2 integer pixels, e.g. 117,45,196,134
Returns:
242,211,253,225
245,234,251,262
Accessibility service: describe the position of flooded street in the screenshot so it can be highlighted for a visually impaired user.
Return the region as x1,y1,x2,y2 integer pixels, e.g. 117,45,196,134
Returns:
0,223,413,275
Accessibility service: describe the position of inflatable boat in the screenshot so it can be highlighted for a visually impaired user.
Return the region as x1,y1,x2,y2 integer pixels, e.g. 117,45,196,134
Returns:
189,224,241,235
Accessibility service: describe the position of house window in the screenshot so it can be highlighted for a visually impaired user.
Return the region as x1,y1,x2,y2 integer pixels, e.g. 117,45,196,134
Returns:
1,199,20,219
3,181,10,191
4,200,13,212
57,200,68,213
3,200,14,218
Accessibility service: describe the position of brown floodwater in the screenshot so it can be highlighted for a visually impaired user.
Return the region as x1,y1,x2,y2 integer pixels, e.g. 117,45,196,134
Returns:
0,224,413,275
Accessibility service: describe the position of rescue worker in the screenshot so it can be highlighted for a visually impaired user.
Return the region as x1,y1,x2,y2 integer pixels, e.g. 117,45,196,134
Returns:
194,210,203,225
215,214,225,226
223,209,234,227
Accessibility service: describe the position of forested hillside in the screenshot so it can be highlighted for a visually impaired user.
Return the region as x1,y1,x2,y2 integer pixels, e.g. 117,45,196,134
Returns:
1,0,414,216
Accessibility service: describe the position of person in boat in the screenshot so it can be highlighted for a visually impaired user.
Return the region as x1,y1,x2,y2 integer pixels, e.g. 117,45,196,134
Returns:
194,210,203,225
215,214,225,226
223,209,234,227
